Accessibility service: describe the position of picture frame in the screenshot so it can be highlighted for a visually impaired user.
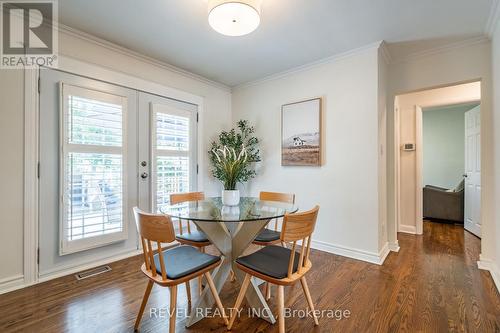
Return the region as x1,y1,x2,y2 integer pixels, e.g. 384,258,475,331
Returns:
281,97,322,166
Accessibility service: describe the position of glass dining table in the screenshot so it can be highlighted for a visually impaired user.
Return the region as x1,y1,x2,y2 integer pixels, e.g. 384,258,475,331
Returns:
161,196,298,327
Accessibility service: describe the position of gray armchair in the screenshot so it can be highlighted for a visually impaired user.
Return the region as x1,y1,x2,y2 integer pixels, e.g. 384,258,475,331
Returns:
423,184,464,223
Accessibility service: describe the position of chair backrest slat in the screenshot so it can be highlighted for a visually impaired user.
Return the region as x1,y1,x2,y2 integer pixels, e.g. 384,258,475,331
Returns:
146,239,157,277
157,241,167,280
259,191,295,231
170,192,205,235
288,241,297,278
298,238,306,272
133,207,176,281
281,206,320,279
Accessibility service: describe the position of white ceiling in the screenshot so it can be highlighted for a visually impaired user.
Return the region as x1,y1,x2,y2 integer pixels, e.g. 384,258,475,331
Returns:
59,0,494,87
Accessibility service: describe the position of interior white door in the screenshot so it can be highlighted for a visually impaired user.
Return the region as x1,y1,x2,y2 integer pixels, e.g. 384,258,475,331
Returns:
464,106,481,237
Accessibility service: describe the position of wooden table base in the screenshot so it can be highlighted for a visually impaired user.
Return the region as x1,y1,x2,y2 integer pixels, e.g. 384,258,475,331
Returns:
186,219,275,327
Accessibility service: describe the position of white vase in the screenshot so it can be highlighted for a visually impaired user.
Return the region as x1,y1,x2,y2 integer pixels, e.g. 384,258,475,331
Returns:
222,189,240,206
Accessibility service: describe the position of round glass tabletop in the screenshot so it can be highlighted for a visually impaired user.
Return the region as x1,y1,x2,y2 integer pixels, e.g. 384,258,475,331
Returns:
161,197,298,222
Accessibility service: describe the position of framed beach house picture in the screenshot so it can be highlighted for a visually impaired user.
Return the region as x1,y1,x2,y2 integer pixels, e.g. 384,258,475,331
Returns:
281,97,322,166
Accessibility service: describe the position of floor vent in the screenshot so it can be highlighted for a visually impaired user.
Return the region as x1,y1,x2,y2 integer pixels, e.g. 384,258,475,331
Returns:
75,265,112,280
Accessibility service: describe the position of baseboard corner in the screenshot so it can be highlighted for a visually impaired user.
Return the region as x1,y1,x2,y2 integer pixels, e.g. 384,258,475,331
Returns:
398,224,417,234
477,257,500,293
377,242,390,265
389,240,400,252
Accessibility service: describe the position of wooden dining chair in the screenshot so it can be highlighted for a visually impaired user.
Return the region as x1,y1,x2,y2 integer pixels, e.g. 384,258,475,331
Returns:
228,206,320,333
252,191,295,299
252,191,295,247
133,207,228,333
170,192,212,295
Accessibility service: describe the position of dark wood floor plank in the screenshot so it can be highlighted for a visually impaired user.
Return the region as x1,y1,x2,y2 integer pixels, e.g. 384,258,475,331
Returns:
0,221,499,332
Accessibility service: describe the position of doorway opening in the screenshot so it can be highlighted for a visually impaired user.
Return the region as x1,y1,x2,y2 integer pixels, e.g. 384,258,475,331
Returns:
394,81,481,238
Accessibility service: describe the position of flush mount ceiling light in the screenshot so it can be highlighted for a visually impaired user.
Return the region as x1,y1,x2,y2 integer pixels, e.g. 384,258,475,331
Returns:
208,0,262,36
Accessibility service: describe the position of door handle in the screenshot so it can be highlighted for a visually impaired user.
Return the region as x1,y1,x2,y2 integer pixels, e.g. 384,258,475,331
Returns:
141,172,148,179
463,174,468,178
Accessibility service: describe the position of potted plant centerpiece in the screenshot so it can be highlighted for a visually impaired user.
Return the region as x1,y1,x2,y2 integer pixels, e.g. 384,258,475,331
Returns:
209,120,260,206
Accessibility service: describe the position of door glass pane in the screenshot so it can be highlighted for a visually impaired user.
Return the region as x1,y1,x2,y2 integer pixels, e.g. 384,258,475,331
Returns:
65,153,123,241
156,112,189,151
156,156,190,213
67,95,122,147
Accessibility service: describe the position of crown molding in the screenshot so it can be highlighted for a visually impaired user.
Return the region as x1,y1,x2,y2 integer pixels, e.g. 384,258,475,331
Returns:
390,36,490,65
379,41,392,65
234,40,384,91
485,0,500,38
57,24,231,92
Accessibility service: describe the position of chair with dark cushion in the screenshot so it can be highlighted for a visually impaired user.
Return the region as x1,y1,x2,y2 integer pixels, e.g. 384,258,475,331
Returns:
133,207,227,333
253,191,295,246
228,206,320,333
170,192,212,295
252,191,295,299
423,180,464,223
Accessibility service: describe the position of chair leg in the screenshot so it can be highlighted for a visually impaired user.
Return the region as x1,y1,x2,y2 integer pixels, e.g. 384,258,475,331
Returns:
134,280,154,331
228,273,251,330
265,282,272,301
300,276,319,326
185,281,192,305
277,285,285,333
169,285,178,333
199,247,205,295
205,271,229,326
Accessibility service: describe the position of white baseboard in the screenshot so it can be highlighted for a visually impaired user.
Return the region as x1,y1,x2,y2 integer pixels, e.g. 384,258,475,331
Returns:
477,257,500,293
0,274,25,295
398,224,417,234
311,240,390,265
378,242,390,265
38,249,143,282
389,240,400,252
0,249,143,295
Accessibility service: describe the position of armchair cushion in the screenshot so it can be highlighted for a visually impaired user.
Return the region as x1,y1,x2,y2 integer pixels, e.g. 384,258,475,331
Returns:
423,185,464,223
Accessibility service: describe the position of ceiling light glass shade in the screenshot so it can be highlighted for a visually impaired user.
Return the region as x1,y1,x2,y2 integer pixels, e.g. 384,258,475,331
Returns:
208,0,262,36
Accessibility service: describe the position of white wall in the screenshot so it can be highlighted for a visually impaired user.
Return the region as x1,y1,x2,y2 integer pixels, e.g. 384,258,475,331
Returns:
492,19,500,287
0,29,232,291
0,69,25,283
387,40,493,256
232,45,388,263
423,105,471,189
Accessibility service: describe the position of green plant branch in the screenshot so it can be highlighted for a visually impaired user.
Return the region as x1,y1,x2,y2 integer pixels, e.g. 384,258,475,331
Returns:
208,120,260,190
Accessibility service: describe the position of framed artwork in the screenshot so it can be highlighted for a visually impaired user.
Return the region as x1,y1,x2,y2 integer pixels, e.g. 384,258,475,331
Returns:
281,97,322,166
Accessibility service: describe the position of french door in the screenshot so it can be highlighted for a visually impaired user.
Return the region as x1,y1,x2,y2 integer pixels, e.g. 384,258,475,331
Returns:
39,68,198,277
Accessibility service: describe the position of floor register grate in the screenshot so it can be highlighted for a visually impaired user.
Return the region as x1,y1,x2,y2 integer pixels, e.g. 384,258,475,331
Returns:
75,265,112,280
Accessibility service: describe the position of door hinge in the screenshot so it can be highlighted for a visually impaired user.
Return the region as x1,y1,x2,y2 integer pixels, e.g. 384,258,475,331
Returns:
196,112,199,123
196,164,199,174
37,77,40,94
37,162,40,179
37,248,40,265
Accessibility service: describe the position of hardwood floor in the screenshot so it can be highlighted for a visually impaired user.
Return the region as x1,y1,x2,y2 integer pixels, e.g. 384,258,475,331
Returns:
1,221,499,332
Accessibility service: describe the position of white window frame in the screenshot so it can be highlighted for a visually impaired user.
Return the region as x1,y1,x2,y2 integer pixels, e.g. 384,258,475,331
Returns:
150,103,198,213
59,83,129,255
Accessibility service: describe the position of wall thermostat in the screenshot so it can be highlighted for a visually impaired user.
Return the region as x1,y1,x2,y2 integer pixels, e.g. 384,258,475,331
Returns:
402,143,415,151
